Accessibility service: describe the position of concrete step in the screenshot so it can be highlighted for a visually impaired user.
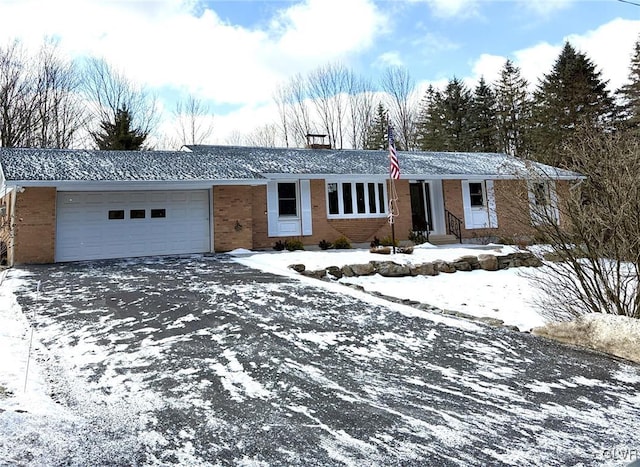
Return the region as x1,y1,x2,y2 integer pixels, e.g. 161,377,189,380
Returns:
427,234,460,245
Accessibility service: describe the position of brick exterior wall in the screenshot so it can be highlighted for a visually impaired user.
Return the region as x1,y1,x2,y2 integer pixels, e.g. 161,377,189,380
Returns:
13,187,56,264
442,179,572,242
250,179,412,249
213,185,254,252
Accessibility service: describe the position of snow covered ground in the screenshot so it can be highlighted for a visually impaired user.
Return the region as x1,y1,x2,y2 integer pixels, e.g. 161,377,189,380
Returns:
233,244,546,331
1,252,640,466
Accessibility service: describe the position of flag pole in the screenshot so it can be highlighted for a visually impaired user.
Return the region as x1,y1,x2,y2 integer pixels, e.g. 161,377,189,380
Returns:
387,116,400,255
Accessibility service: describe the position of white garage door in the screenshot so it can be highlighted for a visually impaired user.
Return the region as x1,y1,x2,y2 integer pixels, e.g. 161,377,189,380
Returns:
56,190,211,262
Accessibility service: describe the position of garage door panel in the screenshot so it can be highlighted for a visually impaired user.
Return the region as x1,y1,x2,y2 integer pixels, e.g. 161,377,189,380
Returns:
56,190,211,262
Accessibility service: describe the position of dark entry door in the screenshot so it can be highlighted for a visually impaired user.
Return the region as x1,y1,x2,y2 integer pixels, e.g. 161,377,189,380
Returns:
410,182,433,231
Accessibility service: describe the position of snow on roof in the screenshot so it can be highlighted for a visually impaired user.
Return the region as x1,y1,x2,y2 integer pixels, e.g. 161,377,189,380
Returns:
0,146,582,183
0,148,263,182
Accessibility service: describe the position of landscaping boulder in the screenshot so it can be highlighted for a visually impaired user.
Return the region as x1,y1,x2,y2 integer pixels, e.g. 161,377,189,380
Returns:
410,262,437,276
454,255,480,269
433,260,456,273
452,260,472,272
289,264,306,273
349,263,376,276
477,254,498,271
372,261,411,277
326,266,343,279
301,269,327,279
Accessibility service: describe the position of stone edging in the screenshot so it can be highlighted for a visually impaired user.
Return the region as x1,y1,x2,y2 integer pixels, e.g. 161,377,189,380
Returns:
288,251,543,332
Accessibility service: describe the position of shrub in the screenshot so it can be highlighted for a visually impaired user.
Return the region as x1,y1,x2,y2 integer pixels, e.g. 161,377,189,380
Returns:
318,239,332,250
332,236,352,249
273,240,285,251
285,239,304,251
379,235,399,247
408,230,428,245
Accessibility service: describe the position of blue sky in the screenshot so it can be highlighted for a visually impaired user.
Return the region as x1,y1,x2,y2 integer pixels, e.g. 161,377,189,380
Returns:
1,0,639,145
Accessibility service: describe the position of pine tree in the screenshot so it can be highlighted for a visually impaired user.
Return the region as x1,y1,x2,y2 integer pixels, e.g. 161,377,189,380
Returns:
364,102,389,150
416,85,447,151
440,77,473,151
92,105,148,150
495,59,531,157
531,42,614,167
618,35,640,130
468,77,498,152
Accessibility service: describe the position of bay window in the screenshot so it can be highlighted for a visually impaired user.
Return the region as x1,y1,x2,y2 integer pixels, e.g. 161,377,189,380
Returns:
327,181,387,217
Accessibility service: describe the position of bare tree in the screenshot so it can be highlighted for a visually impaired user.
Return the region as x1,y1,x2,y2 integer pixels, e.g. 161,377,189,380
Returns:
521,129,640,320
172,95,214,147
284,73,312,147
346,73,375,149
307,62,349,149
224,130,245,146
82,58,158,147
273,83,290,148
245,123,279,147
381,66,417,150
34,39,86,148
0,39,37,147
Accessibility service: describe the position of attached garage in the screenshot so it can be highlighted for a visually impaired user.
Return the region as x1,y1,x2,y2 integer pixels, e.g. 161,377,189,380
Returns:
55,190,211,262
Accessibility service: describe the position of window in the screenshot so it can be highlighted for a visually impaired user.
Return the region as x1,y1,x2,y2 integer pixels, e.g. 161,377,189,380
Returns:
130,209,145,219
108,210,124,220
327,181,387,217
278,182,297,217
328,183,339,214
342,183,353,214
469,182,485,207
532,182,549,206
151,209,166,218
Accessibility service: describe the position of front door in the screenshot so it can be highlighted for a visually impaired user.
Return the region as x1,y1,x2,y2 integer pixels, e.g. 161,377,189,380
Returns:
410,182,433,231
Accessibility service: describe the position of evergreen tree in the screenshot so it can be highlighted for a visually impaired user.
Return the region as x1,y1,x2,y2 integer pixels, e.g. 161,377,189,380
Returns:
364,102,389,150
92,105,148,150
417,78,472,151
531,42,614,167
440,77,473,151
617,35,640,131
468,77,498,152
416,85,447,151
495,59,531,157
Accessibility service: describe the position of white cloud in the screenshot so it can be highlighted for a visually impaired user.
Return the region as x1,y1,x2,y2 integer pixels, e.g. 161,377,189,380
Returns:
470,53,508,84
0,0,384,109
521,0,574,16
423,0,479,18
374,51,404,68
466,18,640,92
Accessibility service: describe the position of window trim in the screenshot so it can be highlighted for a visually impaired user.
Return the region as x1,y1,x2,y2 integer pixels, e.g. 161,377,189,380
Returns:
277,181,299,218
326,180,388,219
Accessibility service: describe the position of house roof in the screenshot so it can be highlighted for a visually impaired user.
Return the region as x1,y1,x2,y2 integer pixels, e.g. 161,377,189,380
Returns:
185,145,582,180
0,148,262,182
0,145,582,185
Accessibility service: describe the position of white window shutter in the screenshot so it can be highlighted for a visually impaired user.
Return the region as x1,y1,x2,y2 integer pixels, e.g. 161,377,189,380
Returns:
300,179,312,235
266,181,279,236
486,180,498,228
461,180,473,229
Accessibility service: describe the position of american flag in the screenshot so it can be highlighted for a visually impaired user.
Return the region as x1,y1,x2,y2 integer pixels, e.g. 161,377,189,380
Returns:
388,125,400,179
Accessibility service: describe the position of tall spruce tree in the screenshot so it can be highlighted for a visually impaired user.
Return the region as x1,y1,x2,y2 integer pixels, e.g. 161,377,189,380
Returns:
495,59,531,157
364,102,389,150
92,105,148,150
531,42,614,167
440,77,473,151
468,77,498,152
416,79,473,151
416,85,447,151
618,35,640,131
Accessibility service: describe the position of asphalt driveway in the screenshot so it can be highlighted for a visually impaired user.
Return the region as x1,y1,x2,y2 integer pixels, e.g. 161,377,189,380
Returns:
5,255,640,466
